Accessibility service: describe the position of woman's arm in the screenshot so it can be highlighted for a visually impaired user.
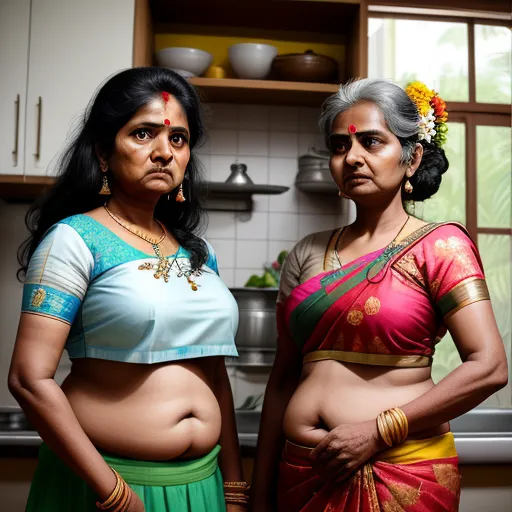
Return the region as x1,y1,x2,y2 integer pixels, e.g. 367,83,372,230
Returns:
9,313,124,501
250,327,303,511
400,299,508,432
310,300,508,480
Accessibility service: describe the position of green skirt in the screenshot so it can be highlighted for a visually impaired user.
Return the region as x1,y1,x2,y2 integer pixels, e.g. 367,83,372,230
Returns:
26,443,226,512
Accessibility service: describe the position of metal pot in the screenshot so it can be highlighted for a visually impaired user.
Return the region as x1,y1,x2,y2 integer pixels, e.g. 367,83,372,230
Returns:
295,151,338,193
225,163,253,185
230,288,278,349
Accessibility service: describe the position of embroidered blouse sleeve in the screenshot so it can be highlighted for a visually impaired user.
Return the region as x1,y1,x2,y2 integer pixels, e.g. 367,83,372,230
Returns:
422,224,489,318
21,224,94,324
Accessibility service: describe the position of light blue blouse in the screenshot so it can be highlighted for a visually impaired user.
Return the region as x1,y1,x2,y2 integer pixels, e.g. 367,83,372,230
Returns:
21,215,239,364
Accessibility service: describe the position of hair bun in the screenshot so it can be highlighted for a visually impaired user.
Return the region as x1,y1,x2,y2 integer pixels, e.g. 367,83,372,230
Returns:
408,140,449,201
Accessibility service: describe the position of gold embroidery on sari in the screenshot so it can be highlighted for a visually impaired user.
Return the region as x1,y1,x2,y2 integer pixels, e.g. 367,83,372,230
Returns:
382,497,405,512
371,336,391,354
430,279,441,297
347,310,364,326
395,253,426,287
353,334,365,352
333,332,345,350
433,464,461,494
303,350,431,368
388,482,421,507
434,237,477,279
363,464,380,512
364,296,381,315
438,277,490,318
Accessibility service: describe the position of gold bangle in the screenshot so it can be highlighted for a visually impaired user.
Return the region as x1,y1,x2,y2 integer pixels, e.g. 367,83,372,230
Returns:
224,481,249,488
394,407,409,443
384,411,399,444
377,414,393,447
377,408,409,447
97,468,123,510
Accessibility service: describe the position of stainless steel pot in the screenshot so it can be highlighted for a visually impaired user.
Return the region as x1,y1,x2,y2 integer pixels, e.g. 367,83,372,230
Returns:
231,288,278,349
295,151,338,194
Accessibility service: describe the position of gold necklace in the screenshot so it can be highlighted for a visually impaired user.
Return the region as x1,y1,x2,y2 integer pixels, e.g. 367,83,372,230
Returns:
104,204,173,282
335,215,410,268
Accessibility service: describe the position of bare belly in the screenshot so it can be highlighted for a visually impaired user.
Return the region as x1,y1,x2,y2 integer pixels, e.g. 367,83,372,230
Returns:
283,360,449,446
61,358,222,461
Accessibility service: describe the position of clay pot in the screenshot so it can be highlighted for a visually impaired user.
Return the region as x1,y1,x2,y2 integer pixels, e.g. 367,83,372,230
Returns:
271,50,339,83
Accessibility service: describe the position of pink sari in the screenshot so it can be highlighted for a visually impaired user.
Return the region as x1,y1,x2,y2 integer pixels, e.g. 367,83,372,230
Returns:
276,222,489,511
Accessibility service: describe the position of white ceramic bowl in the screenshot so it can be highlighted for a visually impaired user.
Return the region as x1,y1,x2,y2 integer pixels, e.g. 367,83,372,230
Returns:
155,47,213,77
229,43,278,79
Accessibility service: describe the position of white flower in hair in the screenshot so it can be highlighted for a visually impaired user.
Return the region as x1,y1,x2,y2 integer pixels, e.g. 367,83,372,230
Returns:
418,108,437,143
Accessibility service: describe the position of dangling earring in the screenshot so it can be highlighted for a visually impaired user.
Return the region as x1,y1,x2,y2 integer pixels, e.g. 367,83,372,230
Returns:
404,180,413,194
176,183,186,202
99,174,111,195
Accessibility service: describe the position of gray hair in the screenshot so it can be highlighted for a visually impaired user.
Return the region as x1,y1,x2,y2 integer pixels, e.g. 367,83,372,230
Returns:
319,78,420,164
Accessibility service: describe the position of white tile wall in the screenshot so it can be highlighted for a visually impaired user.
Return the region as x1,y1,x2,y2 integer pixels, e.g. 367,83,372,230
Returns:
204,103,353,292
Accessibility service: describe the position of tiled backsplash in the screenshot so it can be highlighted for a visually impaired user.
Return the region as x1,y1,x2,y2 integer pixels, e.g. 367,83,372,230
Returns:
200,103,354,288
0,103,354,407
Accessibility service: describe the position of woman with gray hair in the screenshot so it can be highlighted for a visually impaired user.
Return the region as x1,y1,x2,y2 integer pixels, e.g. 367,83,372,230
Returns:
250,78,507,511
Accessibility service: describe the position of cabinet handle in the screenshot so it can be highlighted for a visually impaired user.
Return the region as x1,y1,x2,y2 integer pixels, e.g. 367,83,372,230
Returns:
12,94,20,166
34,96,42,160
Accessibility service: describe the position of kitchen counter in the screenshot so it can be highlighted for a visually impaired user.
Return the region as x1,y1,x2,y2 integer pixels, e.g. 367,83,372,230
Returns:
1,408,511,464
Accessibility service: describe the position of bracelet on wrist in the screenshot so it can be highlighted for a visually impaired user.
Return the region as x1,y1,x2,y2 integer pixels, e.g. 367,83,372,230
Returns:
376,407,409,447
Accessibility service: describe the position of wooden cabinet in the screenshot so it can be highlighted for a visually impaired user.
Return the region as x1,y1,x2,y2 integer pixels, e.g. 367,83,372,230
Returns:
134,0,368,107
0,0,31,176
0,0,135,178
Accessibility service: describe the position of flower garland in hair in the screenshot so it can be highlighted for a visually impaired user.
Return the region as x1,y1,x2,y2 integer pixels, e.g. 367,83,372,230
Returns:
405,81,448,147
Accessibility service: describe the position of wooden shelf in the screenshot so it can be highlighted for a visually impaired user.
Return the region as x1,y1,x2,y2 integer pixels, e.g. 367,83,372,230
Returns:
0,175,54,202
0,176,288,210
151,0,360,34
189,77,339,106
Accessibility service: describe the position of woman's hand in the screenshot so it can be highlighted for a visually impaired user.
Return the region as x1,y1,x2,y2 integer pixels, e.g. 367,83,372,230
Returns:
309,420,385,482
125,488,145,512
226,504,248,512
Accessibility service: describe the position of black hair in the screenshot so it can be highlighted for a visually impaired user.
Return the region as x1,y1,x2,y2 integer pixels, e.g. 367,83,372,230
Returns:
407,140,449,201
18,67,208,280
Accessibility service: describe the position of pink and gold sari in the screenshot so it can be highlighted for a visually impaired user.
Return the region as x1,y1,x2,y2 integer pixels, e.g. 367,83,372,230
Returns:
276,222,490,512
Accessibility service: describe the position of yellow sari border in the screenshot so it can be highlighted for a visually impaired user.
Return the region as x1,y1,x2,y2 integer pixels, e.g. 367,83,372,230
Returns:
379,432,457,465
284,432,457,466
303,350,431,368
439,277,490,318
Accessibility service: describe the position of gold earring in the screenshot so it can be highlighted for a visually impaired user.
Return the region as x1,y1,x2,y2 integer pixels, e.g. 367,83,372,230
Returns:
404,180,413,194
99,174,111,195
175,183,186,202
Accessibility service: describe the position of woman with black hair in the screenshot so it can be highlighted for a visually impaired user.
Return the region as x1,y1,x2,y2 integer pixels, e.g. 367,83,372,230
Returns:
250,78,507,511
8,67,247,512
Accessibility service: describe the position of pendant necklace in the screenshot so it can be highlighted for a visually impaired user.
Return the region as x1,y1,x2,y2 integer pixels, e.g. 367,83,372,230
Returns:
104,204,199,290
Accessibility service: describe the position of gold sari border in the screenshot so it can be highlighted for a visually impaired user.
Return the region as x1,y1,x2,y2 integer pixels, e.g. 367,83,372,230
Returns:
438,277,490,319
303,350,431,368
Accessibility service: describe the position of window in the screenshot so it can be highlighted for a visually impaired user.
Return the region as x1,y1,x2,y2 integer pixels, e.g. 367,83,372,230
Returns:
369,16,512,407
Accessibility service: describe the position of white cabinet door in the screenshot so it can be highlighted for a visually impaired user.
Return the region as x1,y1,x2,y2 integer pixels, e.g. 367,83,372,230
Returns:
0,0,31,175
24,0,135,176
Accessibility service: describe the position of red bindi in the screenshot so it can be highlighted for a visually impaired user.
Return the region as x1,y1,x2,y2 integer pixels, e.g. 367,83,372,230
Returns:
348,124,357,134
162,92,170,103
164,119,170,126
